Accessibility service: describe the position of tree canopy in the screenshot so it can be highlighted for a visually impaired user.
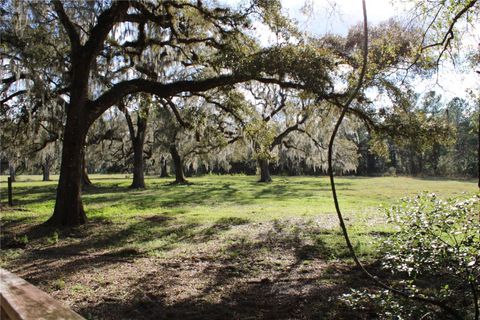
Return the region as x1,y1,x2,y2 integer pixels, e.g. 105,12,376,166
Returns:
0,0,477,226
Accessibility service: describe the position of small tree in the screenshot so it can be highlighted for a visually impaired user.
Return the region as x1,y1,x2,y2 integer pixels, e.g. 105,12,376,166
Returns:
119,95,152,189
242,84,313,182
152,94,241,183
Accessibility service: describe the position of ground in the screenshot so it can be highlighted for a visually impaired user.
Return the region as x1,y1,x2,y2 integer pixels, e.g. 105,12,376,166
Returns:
0,175,477,319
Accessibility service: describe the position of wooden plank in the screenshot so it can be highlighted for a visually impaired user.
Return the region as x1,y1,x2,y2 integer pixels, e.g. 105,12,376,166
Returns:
0,268,84,320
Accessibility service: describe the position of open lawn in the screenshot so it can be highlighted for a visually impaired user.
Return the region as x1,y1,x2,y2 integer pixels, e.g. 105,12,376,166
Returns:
0,175,477,319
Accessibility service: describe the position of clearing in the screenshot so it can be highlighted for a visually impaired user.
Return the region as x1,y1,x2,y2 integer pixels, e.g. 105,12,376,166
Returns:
0,175,477,319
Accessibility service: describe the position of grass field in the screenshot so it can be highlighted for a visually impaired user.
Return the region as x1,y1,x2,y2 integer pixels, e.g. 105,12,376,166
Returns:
0,175,478,319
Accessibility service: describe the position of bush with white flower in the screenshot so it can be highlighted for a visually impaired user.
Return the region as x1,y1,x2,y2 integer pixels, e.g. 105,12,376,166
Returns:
342,193,480,319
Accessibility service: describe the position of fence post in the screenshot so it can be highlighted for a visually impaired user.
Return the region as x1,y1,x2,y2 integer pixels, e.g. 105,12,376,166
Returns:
7,177,13,206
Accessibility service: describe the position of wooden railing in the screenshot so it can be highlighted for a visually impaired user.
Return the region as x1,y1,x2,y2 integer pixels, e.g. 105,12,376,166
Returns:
0,268,84,320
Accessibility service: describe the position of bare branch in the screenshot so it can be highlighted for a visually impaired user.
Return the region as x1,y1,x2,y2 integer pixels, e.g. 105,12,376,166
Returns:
163,98,192,129
52,0,81,51
82,1,129,63
421,0,478,62
1,90,27,105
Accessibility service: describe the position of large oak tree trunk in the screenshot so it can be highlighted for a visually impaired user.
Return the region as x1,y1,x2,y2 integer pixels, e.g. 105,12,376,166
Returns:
169,144,187,184
47,56,92,226
82,169,92,186
46,1,129,226
47,110,88,226
258,159,272,183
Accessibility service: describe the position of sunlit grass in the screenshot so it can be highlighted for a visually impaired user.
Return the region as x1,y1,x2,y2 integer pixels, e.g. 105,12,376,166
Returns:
1,174,476,221
1,174,477,260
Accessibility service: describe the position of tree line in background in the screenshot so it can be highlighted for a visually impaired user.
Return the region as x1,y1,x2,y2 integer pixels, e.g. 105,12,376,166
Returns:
358,91,479,177
1,89,477,183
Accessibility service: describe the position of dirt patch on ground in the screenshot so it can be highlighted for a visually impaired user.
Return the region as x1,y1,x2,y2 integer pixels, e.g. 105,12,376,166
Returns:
1,218,379,319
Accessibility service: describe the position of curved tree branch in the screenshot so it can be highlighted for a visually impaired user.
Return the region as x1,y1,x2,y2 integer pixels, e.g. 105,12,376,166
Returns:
52,0,81,52
326,0,462,317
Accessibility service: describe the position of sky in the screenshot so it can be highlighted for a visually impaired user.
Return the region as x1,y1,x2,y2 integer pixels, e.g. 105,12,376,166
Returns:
222,0,479,102
284,0,479,102
282,0,398,35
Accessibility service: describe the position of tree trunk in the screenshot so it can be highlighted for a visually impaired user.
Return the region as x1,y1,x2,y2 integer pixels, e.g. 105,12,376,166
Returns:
47,113,88,226
431,143,440,175
46,2,130,226
258,159,272,183
418,154,424,175
366,152,376,175
47,61,92,226
409,149,417,175
8,162,15,182
131,138,146,188
42,157,51,181
124,111,147,189
169,144,187,184
82,154,92,187
160,156,169,177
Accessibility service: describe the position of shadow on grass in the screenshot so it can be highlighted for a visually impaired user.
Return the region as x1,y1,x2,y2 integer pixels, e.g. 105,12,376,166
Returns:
4,214,253,280
198,217,250,242
0,216,32,230
70,222,386,320
409,176,478,183
2,177,342,211
2,184,57,206
76,268,373,319
1,214,394,319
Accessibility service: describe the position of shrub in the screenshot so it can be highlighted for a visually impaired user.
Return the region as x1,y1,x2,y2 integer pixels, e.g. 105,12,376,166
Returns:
342,193,480,319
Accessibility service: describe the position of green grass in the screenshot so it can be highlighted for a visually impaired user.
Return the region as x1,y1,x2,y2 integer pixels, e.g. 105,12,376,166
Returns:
1,174,476,221
1,174,477,258
1,174,477,319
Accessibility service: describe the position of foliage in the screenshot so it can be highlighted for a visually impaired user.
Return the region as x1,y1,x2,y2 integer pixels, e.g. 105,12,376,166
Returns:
342,288,431,319
151,94,241,174
358,90,478,177
437,96,479,177
407,0,479,56
85,109,128,173
342,193,480,318
1,0,477,225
